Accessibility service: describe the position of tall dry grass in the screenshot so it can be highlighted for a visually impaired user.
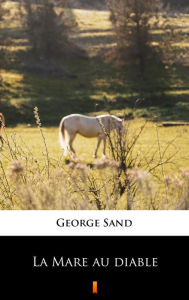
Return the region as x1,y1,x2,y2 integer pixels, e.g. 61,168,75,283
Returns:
0,107,189,210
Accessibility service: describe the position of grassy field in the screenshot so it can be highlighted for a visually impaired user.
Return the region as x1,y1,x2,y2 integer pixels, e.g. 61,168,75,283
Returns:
1,2,189,125
0,2,189,209
2,120,189,171
0,119,189,210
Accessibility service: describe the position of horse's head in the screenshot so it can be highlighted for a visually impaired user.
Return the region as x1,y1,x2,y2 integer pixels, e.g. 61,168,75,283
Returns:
118,119,123,136
112,116,123,136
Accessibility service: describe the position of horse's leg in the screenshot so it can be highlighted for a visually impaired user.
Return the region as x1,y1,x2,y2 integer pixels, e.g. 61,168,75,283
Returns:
102,136,107,158
93,135,102,158
69,133,76,156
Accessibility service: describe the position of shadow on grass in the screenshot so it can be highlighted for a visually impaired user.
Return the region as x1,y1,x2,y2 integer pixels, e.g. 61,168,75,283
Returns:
66,0,107,11
1,54,189,126
0,27,26,40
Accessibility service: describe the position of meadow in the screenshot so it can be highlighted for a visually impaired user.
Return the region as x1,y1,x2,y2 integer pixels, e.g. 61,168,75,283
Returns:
0,117,189,210
0,2,189,210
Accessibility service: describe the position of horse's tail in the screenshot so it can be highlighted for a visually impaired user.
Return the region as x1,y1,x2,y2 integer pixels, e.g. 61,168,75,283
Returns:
59,118,68,155
0,113,5,145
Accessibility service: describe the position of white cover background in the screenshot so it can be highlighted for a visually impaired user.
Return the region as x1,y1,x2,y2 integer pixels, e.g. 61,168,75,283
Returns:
0,210,188,235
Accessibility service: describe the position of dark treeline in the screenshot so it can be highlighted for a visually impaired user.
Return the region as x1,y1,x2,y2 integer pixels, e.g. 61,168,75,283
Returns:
9,0,189,10
163,0,189,9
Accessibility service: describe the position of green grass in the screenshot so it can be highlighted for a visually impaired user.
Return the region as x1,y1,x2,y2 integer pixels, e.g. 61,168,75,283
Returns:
0,119,189,209
0,4,189,125
2,119,189,171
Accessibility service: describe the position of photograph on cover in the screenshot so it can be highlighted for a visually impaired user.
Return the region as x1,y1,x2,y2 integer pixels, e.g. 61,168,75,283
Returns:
0,0,189,210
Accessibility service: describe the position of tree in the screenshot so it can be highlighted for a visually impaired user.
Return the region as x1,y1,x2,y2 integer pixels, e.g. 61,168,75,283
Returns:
0,0,8,84
108,0,163,78
20,0,77,62
0,0,6,22
163,0,189,10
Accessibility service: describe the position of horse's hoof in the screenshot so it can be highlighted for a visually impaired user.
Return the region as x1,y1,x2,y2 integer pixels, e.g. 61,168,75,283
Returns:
71,153,77,160
101,154,106,159
63,150,68,157
93,154,97,159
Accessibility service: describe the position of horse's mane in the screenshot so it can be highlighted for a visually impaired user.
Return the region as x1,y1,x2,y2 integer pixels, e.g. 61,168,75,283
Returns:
111,115,122,122
97,114,122,122
0,113,5,130
0,112,5,146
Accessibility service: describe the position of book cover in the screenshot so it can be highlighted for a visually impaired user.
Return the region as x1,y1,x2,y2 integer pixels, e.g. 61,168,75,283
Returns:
0,0,188,297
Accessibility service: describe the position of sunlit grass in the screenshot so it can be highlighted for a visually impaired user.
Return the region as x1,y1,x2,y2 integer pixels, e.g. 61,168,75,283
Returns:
2,119,189,173
1,71,23,82
1,121,189,209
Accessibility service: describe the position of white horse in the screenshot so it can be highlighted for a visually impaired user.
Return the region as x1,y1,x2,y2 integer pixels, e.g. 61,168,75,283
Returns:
59,114,123,157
